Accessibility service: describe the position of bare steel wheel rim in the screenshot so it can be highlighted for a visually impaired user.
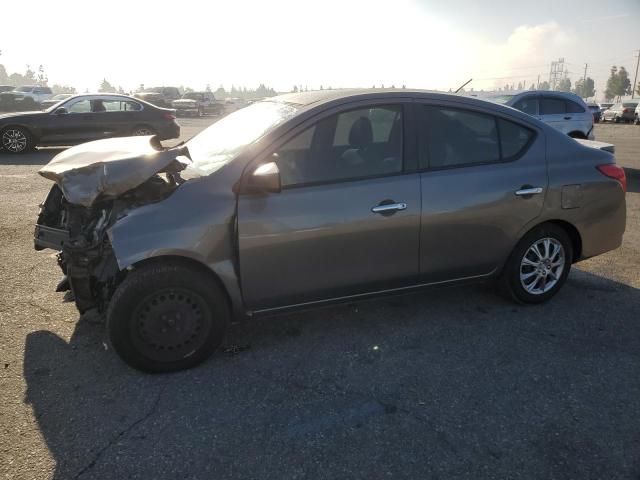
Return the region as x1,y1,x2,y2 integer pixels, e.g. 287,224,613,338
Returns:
131,287,212,363
2,129,27,152
133,127,153,136
519,237,565,295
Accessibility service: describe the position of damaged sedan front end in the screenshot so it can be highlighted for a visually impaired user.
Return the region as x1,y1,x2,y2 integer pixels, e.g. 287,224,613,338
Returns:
34,136,190,313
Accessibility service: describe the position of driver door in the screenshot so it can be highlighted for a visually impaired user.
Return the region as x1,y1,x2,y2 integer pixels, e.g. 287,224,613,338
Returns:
237,102,421,311
40,98,98,145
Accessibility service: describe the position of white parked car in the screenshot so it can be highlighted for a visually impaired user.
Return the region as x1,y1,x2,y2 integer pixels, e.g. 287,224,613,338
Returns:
488,91,595,140
9,85,53,105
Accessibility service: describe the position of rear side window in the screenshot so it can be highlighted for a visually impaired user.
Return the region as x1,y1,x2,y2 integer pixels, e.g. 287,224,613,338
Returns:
420,106,534,169
540,98,565,115
513,97,538,115
566,100,585,113
422,106,500,168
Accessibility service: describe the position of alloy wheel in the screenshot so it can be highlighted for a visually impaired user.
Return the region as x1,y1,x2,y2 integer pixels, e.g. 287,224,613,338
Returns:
519,237,565,295
2,129,28,152
133,127,154,136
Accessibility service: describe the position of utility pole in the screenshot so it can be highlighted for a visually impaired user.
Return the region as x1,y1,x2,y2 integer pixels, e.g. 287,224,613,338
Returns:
633,50,639,99
582,63,588,99
536,74,540,89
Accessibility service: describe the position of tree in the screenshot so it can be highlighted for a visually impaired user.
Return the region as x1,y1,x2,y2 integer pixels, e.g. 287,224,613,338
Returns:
117,85,126,94
556,77,571,92
98,78,116,93
636,81,640,97
215,85,226,98
205,84,211,92
36,65,47,86
529,83,535,90
292,85,298,93
573,77,595,98
51,84,76,94
605,66,632,101
538,81,550,90
517,81,523,90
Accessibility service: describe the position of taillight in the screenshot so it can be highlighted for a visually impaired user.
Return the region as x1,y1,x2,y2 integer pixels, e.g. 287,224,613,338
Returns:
623,108,630,114
597,164,627,192
163,112,176,120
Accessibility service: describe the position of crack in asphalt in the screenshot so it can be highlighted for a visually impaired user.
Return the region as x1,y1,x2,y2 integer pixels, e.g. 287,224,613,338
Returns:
72,383,166,480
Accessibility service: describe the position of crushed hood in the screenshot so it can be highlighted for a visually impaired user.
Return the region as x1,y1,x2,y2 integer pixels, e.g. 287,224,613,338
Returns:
39,136,190,207
574,138,615,154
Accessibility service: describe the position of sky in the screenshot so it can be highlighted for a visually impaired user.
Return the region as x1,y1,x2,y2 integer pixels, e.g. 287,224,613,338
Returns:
0,0,638,98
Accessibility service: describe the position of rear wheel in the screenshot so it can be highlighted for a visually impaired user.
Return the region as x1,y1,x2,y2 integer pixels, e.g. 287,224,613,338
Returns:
499,224,572,304
107,261,230,373
1,126,34,154
132,125,156,136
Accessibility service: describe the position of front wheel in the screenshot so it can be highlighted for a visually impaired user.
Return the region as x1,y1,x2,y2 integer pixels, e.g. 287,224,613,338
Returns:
499,224,572,304
1,126,34,154
107,261,230,373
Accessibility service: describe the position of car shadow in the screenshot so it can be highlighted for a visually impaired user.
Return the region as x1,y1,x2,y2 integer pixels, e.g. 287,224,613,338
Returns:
0,148,65,166
23,270,640,479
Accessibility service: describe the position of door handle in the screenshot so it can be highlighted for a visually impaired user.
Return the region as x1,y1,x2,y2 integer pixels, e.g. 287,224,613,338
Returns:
515,187,543,196
563,116,572,120
371,202,407,213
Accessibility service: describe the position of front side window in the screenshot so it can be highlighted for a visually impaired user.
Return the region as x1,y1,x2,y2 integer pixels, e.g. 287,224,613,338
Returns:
540,97,565,115
513,97,538,115
67,99,91,113
273,105,403,187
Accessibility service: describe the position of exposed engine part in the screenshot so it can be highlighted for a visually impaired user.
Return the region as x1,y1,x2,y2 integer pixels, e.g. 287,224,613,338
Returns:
34,174,179,313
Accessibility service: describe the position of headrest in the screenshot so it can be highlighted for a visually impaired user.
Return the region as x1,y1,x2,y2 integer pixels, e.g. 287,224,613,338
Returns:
348,116,373,147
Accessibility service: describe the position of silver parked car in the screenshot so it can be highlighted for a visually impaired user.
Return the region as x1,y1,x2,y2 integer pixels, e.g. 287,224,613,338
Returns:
488,91,595,139
34,89,626,372
602,101,639,123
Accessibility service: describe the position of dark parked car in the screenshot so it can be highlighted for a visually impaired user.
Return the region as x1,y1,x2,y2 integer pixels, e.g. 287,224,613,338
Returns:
601,101,639,123
0,94,180,153
34,89,626,372
134,87,181,108
587,103,601,123
172,91,224,117
0,85,14,94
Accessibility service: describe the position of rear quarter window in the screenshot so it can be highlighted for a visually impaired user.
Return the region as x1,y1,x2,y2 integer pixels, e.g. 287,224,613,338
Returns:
540,98,565,115
498,119,534,161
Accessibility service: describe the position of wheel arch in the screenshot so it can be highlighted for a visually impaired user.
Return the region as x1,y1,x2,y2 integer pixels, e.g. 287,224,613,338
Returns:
517,219,582,263
126,254,244,318
568,131,587,139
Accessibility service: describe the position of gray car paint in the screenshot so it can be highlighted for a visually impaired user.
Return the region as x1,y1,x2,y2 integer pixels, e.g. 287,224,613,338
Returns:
101,90,624,317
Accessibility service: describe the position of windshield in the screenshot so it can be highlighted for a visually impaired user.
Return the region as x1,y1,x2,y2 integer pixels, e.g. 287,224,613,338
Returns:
15,86,34,92
183,92,203,100
486,95,514,104
185,101,299,175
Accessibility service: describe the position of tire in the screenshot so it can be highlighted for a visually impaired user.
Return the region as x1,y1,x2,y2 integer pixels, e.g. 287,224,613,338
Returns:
1,126,34,154
614,116,620,124
107,261,230,373
568,132,586,139
131,125,156,136
499,224,573,304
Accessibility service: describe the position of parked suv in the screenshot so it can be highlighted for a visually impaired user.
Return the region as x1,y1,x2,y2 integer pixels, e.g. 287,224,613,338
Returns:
172,91,224,117
602,101,639,123
134,87,181,108
489,91,594,139
8,85,53,105
0,85,15,93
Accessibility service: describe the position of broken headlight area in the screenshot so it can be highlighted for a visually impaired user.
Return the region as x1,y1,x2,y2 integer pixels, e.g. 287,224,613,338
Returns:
34,174,179,313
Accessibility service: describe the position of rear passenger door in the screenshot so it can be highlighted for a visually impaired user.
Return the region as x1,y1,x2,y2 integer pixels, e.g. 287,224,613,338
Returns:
539,96,569,134
417,103,547,283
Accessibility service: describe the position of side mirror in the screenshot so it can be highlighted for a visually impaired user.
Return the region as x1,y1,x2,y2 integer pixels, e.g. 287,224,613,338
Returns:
244,161,281,194
54,107,68,115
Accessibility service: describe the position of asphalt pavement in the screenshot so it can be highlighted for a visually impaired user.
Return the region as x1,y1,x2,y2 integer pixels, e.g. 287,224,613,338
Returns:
1,121,639,480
